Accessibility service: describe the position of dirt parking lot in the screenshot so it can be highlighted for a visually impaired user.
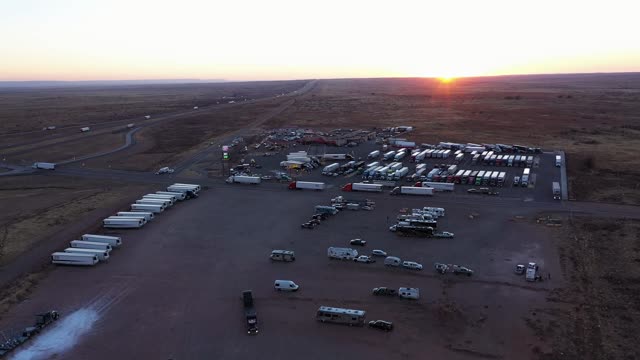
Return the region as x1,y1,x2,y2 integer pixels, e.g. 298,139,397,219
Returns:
0,184,564,359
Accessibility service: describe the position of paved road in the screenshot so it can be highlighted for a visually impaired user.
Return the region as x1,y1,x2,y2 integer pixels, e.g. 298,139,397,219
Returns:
56,127,141,165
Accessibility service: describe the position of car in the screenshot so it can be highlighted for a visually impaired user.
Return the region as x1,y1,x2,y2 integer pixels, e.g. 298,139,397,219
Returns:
300,222,316,229
402,261,423,270
368,320,393,331
452,265,474,276
467,188,482,194
354,255,375,263
372,287,397,296
515,264,526,275
389,225,397,232
260,175,272,180
434,232,454,238
350,239,366,246
513,176,520,186
434,263,449,274
371,249,387,257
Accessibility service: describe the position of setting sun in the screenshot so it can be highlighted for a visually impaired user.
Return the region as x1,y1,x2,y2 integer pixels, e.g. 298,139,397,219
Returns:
438,77,455,84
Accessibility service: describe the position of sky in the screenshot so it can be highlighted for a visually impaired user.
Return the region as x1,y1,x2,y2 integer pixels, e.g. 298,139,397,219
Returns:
1,0,639,81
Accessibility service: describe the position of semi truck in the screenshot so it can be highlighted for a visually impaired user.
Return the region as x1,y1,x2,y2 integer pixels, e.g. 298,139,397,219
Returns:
552,182,561,200
393,167,409,179
368,150,380,159
242,290,258,334
226,175,261,184
32,162,55,170
555,155,562,167
389,223,434,237
415,181,454,192
393,151,406,161
383,151,396,160
390,186,434,196
288,181,325,190
342,183,383,192
327,247,358,260
521,168,531,187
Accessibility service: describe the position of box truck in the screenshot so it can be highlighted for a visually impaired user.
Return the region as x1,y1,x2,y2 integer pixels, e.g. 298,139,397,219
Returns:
390,186,434,196
226,175,261,184
553,182,561,200
288,181,325,190
342,183,383,192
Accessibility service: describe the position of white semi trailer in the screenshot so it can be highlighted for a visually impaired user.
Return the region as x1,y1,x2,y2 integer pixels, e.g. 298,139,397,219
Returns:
51,252,99,266
136,199,171,208
416,182,454,192
226,175,261,184
81,234,122,247
142,194,176,205
156,191,186,200
117,211,154,221
288,181,325,190
171,183,201,192
131,203,164,213
390,186,434,196
103,217,145,228
64,248,110,261
341,183,383,192
70,240,112,252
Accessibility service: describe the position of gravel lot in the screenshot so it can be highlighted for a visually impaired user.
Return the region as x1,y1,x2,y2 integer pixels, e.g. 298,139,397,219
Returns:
1,181,561,359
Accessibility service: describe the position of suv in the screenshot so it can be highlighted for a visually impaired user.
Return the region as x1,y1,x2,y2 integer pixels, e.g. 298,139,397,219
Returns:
452,265,474,276
350,239,366,246
402,261,423,270
371,249,387,257
368,320,393,331
372,287,397,296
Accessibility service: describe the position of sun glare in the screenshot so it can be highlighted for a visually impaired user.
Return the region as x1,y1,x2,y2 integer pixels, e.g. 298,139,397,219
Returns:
439,77,454,84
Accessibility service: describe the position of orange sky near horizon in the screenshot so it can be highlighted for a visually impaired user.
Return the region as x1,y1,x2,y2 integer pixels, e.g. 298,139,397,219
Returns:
2,0,639,81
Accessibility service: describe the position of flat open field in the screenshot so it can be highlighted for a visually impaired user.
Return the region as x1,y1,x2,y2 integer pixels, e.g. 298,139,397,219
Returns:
0,80,306,135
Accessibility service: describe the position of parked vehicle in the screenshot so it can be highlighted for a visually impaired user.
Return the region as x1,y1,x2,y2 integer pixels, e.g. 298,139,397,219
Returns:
226,175,261,184
64,248,109,261
270,250,295,262
322,154,354,161
513,176,520,187
526,262,538,282
316,306,366,326
156,191,186,201
452,265,474,276
515,264,526,275
402,261,423,270
350,239,366,246
103,217,145,229
142,194,176,205
555,155,562,167
274,280,299,291
301,222,316,229
354,255,375,263
553,182,561,200
382,151,396,160
136,198,171,208
372,287,397,296
69,240,112,252
368,150,380,159
315,205,338,215
398,287,420,299
288,181,325,190
390,186,434,196
131,203,164,213
415,181,454,192
327,247,358,260
368,320,393,331
155,167,174,175
322,163,340,174
31,162,55,170
51,252,98,266
80,127,91,132
384,256,402,267
371,249,387,257
242,290,258,334
433,231,454,238
81,234,122,247
342,183,383,192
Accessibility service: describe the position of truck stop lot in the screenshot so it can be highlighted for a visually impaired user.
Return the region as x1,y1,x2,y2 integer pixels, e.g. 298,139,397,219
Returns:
1,184,562,359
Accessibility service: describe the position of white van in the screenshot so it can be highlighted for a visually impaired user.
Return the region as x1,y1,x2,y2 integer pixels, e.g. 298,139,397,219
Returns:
384,256,401,267
270,250,295,262
399,287,420,299
274,280,299,292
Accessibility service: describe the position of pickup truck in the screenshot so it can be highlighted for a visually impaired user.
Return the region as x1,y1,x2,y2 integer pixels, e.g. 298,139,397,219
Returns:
242,290,258,334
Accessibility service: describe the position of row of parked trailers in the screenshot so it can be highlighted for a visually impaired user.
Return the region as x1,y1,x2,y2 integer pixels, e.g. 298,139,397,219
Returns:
427,169,509,187
473,152,534,167
50,183,201,267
